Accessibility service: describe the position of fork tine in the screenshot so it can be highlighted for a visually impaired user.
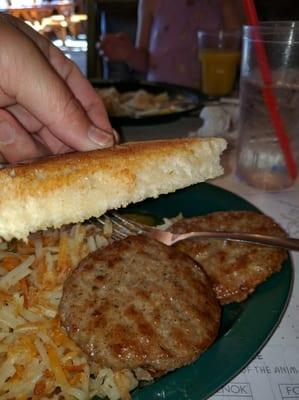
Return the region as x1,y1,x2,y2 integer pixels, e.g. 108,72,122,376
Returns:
110,218,135,235
111,229,127,240
95,215,128,240
95,212,147,241
110,213,146,234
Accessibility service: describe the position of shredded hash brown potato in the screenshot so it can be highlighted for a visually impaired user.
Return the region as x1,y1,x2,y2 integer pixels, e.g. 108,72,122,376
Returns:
97,87,196,118
0,223,148,399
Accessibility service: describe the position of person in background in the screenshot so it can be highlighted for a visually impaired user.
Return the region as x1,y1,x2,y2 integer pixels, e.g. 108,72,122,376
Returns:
99,0,243,88
0,13,116,164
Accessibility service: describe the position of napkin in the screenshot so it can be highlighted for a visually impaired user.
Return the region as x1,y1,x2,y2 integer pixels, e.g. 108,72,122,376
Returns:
189,100,239,141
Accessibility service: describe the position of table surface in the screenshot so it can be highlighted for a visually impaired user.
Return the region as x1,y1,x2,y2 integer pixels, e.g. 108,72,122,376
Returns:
122,116,299,400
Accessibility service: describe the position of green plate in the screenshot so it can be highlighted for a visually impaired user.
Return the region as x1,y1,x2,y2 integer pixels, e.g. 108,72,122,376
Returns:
120,182,293,400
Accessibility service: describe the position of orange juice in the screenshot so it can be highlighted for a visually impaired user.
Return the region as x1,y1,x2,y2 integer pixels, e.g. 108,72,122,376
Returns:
199,49,240,96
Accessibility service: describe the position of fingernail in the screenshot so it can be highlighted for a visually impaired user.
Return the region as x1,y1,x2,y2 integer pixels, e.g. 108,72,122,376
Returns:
88,126,114,148
112,129,120,144
0,121,15,145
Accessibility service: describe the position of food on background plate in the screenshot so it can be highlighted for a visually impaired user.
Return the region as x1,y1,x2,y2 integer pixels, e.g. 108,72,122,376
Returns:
59,235,220,375
171,211,287,304
0,138,226,242
97,87,197,117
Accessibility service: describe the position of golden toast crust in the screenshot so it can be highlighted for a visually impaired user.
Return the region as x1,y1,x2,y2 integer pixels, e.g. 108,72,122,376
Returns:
0,138,226,241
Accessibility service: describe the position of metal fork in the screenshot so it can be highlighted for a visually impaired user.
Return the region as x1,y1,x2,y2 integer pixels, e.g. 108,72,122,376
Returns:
97,213,299,251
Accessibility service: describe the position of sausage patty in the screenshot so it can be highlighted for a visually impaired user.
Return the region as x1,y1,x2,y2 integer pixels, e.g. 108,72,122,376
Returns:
59,235,220,374
171,211,287,304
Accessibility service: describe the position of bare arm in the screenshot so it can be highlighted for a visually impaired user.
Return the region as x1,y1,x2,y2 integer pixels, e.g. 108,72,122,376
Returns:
99,0,155,73
128,0,155,71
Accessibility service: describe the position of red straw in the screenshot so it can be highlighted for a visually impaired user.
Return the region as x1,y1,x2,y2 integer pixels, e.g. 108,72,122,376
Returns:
242,0,297,179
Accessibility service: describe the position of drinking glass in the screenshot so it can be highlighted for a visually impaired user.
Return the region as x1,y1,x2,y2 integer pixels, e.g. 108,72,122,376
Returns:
236,22,299,190
197,29,241,96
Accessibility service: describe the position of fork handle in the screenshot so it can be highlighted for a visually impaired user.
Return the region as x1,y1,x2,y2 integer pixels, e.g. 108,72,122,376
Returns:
172,231,299,251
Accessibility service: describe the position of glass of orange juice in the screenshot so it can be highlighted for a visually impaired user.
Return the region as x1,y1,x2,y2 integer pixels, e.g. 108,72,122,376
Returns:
198,29,241,97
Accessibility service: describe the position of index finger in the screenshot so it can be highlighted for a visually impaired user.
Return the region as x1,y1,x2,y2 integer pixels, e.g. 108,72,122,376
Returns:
1,20,114,151
7,14,112,133
48,45,111,131
2,15,115,148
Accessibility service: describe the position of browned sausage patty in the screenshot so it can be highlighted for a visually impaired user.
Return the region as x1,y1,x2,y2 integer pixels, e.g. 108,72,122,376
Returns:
171,211,287,305
59,235,220,373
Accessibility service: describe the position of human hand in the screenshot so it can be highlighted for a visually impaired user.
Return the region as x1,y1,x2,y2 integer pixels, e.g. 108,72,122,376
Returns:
99,32,135,62
0,14,117,164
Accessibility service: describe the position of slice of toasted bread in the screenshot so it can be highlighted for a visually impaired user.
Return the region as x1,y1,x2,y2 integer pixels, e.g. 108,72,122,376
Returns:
0,138,226,241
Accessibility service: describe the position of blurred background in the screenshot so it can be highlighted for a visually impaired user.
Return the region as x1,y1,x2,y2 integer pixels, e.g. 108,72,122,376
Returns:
1,0,299,80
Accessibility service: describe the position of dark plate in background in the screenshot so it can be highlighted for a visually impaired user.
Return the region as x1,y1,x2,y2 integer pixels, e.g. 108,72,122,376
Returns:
90,79,206,126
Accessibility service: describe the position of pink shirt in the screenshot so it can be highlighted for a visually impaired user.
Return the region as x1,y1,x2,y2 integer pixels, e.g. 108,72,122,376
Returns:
147,0,222,88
